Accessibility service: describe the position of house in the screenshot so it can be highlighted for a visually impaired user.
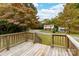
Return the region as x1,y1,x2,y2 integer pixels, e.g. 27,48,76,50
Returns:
58,27,68,33
44,25,54,30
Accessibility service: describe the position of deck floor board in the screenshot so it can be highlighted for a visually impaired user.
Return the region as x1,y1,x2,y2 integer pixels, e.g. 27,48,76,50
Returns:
0,42,70,56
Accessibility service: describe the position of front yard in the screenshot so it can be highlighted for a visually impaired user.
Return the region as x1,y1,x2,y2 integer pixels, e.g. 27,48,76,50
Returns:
38,34,52,45
38,30,79,46
38,34,67,46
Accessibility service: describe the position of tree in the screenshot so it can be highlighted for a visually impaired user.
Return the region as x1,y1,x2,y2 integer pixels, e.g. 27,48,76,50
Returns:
53,3,79,33
42,19,52,25
0,3,39,29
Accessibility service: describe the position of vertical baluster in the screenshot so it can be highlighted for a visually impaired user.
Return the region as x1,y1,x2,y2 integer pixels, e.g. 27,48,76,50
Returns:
20,33,22,42
61,35,63,46
0,37,1,49
16,34,18,43
14,34,16,44
27,33,29,40
11,35,12,45
62,35,64,46
23,33,25,41
3,37,5,48
15,34,17,44
26,33,27,40
61,35,64,47
1,37,4,49
21,33,22,42
9,35,10,45
17,33,19,43
3,36,6,48
11,35,13,45
22,33,23,42
63,36,65,47
0,37,2,49
12,35,15,45
56,35,57,45
56,35,60,45
54,35,55,46
10,35,11,45
18,34,19,43
24,33,26,41
64,36,66,48
33,33,35,43
55,35,56,45
59,35,61,46
21,33,23,42
31,33,32,40
16,34,18,44
20,33,21,42
32,33,33,40
65,36,67,48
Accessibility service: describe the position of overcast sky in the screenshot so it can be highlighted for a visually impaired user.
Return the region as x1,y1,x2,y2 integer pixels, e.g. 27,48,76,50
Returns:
33,3,65,21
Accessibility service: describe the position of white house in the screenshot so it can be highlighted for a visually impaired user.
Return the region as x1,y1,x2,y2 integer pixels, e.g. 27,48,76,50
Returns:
44,25,54,30
58,27,68,32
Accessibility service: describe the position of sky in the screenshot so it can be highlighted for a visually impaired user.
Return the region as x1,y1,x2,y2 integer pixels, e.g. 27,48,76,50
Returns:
33,3,65,21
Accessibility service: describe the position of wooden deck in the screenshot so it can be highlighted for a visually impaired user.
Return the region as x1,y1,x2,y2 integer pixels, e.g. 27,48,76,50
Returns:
0,41,70,56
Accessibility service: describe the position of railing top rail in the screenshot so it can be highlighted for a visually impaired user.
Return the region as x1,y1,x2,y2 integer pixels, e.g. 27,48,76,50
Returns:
0,31,29,37
52,34,66,36
66,35,79,49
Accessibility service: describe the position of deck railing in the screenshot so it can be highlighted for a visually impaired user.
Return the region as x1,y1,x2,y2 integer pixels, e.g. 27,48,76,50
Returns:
0,32,42,52
0,31,79,56
67,35,79,56
0,32,35,51
52,34,79,56
52,34,68,48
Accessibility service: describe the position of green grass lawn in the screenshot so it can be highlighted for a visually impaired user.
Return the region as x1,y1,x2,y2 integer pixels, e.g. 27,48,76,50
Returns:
38,34,52,45
70,34,79,37
40,29,66,34
38,34,67,47
40,29,52,33
40,29,79,37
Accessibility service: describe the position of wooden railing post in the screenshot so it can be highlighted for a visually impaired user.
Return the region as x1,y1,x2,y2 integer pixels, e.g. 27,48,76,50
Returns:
51,35,54,47
6,36,10,50
77,50,79,56
33,33,36,43
66,36,69,48
33,33,42,43
32,33,34,40
24,32,27,42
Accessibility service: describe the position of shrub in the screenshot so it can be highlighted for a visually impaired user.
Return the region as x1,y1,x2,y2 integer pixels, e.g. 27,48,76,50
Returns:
0,20,27,35
52,25,58,33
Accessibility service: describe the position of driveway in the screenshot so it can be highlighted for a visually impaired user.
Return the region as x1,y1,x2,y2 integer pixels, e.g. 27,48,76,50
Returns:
29,30,52,35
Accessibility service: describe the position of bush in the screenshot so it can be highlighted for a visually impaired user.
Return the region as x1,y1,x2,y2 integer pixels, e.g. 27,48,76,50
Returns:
0,20,27,35
0,20,8,34
52,25,58,33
